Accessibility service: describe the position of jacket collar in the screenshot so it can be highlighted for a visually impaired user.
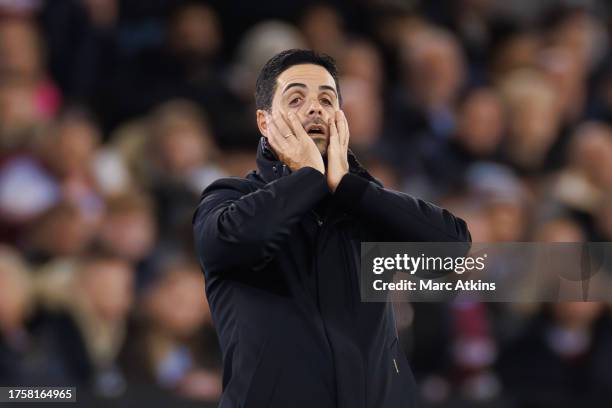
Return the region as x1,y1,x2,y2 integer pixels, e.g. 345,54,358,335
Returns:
255,137,288,183
255,137,382,187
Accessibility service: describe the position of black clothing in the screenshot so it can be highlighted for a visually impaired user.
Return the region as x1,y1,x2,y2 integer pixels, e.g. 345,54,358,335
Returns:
498,312,612,407
193,138,471,407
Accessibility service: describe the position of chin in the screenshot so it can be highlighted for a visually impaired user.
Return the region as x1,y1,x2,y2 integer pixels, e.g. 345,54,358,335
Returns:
313,138,328,156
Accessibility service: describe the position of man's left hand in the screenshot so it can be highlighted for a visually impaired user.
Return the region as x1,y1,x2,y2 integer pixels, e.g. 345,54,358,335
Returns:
327,110,350,192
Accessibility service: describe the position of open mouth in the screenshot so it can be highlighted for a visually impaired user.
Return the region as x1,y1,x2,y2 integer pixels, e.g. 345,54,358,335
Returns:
305,124,327,137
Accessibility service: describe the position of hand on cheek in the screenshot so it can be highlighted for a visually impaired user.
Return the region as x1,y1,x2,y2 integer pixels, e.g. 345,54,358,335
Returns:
264,111,325,174
326,110,350,192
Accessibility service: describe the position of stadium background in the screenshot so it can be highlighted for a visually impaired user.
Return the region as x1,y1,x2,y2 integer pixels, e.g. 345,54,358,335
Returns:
1,0,612,406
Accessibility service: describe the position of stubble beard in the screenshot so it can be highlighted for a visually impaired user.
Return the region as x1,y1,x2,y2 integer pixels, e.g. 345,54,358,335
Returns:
312,136,329,158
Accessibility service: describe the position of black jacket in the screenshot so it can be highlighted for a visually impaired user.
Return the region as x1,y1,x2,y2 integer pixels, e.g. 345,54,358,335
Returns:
193,138,471,408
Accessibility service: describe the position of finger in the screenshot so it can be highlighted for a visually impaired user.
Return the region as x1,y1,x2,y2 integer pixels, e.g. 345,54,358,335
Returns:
336,110,349,147
269,113,292,146
328,116,339,149
266,113,289,151
286,111,309,141
273,112,297,142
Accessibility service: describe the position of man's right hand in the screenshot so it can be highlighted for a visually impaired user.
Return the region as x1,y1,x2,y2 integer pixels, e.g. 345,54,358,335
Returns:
265,112,325,175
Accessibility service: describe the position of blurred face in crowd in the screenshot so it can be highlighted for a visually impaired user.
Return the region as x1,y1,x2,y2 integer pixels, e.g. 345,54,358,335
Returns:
0,19,42,78
31,203,95,257
404,29,465,108
487,202,525,242
82,0,118,27
500,70,561,165
456,88,504,156
570,123,612,190
0,81,38,136
0,249,32,331
300,4,344,57
340,40,383,91
47,116,100,178
79,258,134,322
99,200,156,262
155,120,211,177
146,266,209,338
169,4,221,59
538,46,586,122
509,94,559,150
550,10,606,71
267,64,340,156
341,77,382,150
152,100,214,177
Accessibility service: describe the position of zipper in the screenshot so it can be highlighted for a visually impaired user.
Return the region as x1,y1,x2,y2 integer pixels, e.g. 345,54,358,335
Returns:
312,216,338,402
311,210,324,227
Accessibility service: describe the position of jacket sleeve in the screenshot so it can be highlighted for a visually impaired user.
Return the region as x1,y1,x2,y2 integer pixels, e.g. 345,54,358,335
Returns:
333,173,471,242
193,167,329,277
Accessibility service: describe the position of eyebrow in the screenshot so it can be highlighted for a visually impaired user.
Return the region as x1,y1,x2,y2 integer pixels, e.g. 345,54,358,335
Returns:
319,85,338,97
282,82,338,98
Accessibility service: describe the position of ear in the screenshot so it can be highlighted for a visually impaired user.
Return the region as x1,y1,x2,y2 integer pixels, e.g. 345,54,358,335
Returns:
256,109,269,137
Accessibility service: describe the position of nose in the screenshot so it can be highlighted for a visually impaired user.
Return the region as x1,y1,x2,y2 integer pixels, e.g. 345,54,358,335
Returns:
305,98,323,117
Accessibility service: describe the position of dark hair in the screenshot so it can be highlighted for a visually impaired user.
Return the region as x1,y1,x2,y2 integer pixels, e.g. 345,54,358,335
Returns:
255,49,341,111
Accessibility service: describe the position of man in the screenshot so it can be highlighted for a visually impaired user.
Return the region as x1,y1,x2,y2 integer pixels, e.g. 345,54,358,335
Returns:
193,49,471,407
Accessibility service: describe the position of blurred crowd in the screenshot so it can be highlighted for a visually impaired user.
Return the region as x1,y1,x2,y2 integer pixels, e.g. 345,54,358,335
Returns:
1,0,612,406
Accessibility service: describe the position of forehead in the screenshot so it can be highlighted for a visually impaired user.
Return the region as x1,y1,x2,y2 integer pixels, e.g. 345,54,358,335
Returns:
275,64,336,93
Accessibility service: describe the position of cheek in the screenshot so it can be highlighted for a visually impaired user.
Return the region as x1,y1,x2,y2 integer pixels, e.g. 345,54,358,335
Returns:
272,101,295,117
321,104,335,116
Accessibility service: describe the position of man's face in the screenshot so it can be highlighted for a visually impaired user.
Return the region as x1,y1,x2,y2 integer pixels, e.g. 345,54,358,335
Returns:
269,64,340,156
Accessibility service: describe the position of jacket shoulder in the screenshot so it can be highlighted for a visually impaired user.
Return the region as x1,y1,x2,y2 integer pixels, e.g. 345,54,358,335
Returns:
201,174,258,196
193,173,261,224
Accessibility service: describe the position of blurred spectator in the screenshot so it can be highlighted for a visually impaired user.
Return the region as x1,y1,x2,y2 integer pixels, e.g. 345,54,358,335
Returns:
423,87,505,197
341,76,384,154
0,245,43,385
24,201,97,264
120,260,221,402
466,163,529,242
96,192,157,290
146,100,226,249
537,46,586,125
498,303,612,406
39,253,134,396
225,20,306,147
383,25,467,177
35,107,105,219
399,26,466,136
543,6,609,74
167,1,222,71
0,17,61,146
299,3,345,58
498,68,562,173
232,21,306,102
148,100,224,192
553,122,612,214
338,38,384,92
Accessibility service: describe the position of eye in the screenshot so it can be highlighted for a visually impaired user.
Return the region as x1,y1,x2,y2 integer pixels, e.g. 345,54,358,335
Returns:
321,98,332,106
289,96,302,106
